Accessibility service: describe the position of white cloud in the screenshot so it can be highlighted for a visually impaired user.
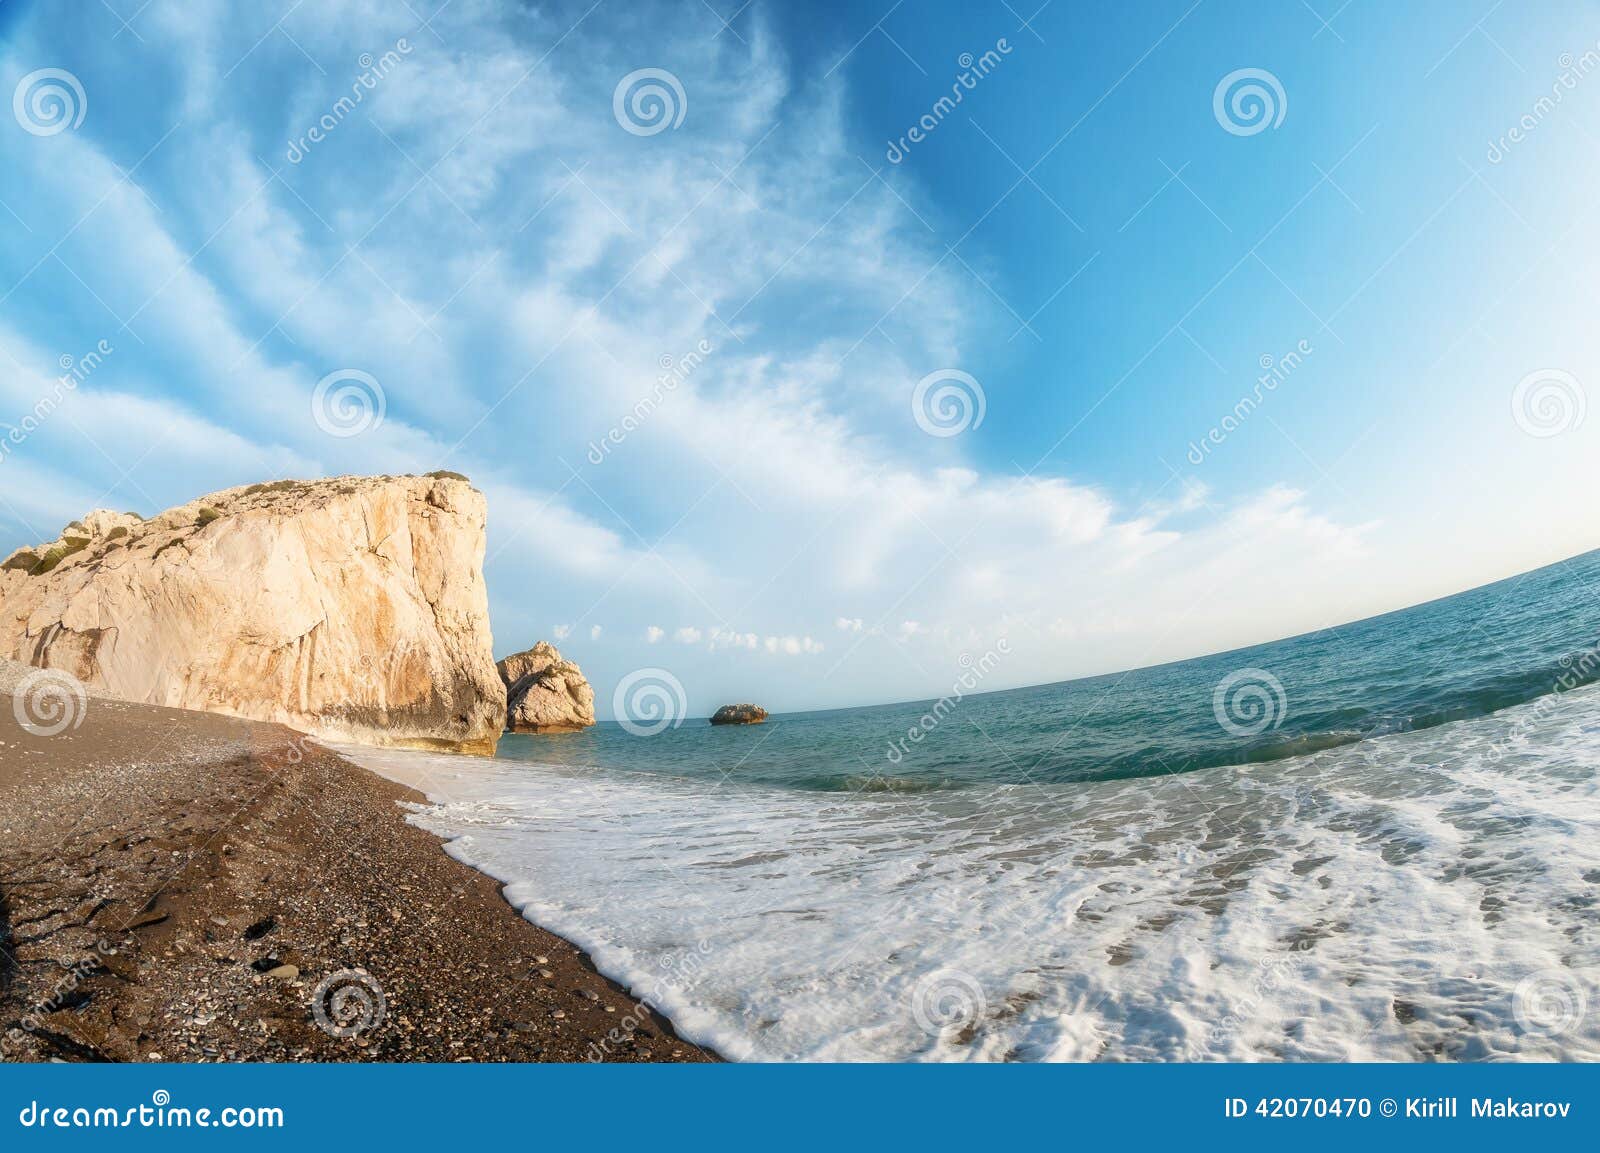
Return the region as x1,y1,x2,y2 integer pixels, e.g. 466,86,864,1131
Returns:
758,635,823,656
553,624,571,640
836,617,863,632
674,626,703,644
591,625,603,640
645,626,664,644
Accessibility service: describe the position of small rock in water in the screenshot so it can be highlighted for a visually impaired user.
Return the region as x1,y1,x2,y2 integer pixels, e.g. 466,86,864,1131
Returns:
709,703,768,725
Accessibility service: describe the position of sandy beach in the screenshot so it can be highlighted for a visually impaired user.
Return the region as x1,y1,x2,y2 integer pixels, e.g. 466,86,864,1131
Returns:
0,662,712,1064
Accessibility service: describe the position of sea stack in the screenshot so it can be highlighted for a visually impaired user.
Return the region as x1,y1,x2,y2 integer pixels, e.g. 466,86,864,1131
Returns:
710,703,768,725
0,474,505,755
497,641,596,732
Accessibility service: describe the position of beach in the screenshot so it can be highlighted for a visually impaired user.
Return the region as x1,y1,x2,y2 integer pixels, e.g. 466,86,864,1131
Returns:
349,683,1600,1062
5,539,1598,1063
0,661,711,1064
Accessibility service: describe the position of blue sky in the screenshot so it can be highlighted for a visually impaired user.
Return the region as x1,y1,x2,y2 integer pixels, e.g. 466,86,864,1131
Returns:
2,0,1597,716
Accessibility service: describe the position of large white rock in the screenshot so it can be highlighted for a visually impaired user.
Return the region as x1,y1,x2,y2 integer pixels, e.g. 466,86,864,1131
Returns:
496,641,596,733
0,474,505,754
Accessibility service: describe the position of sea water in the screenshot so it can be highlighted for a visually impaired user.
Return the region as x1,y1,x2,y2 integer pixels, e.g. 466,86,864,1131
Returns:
346,549,1600,1060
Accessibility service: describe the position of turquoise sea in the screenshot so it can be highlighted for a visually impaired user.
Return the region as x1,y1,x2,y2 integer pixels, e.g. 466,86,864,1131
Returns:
492,548,1600,792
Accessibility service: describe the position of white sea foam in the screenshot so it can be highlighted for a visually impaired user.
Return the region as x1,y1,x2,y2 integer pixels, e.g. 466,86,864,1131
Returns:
340,684,1600,1061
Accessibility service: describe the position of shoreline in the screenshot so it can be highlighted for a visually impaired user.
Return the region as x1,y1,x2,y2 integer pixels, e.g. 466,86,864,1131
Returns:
0,672,714,1063
340,740,743,1061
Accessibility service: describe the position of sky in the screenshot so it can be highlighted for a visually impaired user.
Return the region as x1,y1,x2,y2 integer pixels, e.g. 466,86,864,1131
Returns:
1,0,1598,718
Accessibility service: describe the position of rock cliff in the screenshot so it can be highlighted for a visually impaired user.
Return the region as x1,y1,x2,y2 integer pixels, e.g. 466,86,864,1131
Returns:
0,474,504,754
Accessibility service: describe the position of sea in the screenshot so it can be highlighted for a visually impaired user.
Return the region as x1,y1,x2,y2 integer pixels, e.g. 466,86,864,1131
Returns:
345,548,1600,1061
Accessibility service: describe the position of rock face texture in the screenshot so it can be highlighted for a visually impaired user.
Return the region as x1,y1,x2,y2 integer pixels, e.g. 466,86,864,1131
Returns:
709,703,768,725
0,475,504,754
496,642,595,733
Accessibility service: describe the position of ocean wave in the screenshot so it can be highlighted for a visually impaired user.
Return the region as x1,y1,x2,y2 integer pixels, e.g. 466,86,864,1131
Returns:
1039,650,1600,786
344,681,1600,1062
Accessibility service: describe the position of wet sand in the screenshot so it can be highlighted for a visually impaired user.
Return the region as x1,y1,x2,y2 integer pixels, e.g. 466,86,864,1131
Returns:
0,666,713,1063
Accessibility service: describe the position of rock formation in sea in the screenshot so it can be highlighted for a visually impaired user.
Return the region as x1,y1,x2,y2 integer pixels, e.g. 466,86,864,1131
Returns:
709,703,768,725
0,474,505,754
496,641,595,732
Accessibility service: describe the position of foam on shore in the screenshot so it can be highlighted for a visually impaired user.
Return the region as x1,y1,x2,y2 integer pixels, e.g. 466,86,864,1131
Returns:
343,683,1600,1062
